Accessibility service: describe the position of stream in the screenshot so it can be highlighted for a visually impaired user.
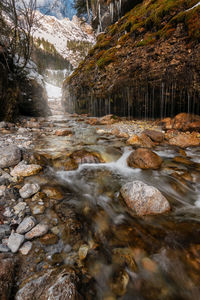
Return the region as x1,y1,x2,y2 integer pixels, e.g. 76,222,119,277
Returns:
14,113,200,299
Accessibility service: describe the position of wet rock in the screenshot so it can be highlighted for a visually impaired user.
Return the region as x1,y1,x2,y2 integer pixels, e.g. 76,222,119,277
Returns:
11,163,42,177
19,183,40,199
79,244,89,261
16,267,81,300
168,132,200,148
0,185,6,197
0,225,10,239
14,202,27,215
25,223,49,240
99,114,120,125
8,232,25,253
142,129,164,143
0,244,9,252
141,257,158,273
112,247,137,272
159,117,173,130
0,253,15,299
42,186,63,200
19,241,32,255
16,216,36,234
110,269,129,297
40,233,58,245
55,129,72,136
120,181,170,216
173,156,193,165
0,121,7,128
127,148,163,169
172,113,200,131
86,118,99,125
127,134,155,148
30,203,45,215
3,207,13,218
161,113,200,131
0,145,21,168
25,121,40,128
71,149,104,164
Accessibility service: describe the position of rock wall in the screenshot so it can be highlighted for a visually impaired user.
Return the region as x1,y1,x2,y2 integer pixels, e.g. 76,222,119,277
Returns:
63,0,200,118
91,0,142,32
0,50,50,121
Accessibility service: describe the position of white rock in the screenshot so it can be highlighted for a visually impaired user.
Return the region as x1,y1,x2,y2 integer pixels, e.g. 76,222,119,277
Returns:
19,241,32,255
16,216,36,234
19,183,40,199
25,223,48,240
3,207,14,218
14,202,27,215
8,231,25,253
0,145,21,168
120,181,170,216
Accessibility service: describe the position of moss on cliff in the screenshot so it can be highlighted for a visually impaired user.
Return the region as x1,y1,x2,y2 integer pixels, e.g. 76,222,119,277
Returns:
63,0,200,118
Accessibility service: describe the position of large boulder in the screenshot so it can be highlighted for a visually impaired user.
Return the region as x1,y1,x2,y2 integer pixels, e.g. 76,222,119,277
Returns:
127,148,162,169
161,113,200,131
168,132,200,148
127,134,155,148
120,181,170,216
11,163,42,177
0,145,21,168
16,267,81,300
172,113,200,131
142,129,164,143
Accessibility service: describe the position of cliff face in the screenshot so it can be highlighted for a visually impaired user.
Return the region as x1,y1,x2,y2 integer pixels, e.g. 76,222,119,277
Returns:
63,0,200,118
0,50,50,121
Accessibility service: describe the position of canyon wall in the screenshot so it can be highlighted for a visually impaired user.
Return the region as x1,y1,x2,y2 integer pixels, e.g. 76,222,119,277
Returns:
63,0,200,118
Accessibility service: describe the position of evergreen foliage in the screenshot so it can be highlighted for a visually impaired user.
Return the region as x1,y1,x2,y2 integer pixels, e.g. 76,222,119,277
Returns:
32,38,72,74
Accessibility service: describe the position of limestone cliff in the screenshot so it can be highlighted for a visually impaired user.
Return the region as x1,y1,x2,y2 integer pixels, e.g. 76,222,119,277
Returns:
0,50,50,121
63,0,200,118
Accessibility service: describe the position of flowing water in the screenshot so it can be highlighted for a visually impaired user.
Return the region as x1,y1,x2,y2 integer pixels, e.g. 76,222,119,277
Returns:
21,113,200,299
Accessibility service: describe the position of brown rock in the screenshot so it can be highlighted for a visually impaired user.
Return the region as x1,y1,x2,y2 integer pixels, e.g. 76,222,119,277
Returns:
142,129,164,143
0,253,15,300
40,233,58,245
127,148,162,169
99,114,120,125
55,129,72,136
173,113,200,131
71,149,104,164
42,186,63,200
127,133,155,148
161,114,200,132
168,132,200,148
86,118,99,125
160,117,173,130
11,164,42,177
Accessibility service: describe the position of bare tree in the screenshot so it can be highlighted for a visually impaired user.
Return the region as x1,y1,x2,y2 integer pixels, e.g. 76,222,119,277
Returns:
0,0,37,72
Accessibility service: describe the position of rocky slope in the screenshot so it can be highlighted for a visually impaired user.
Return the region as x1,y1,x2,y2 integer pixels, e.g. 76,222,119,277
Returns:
63,0,200,118
33,10,95,68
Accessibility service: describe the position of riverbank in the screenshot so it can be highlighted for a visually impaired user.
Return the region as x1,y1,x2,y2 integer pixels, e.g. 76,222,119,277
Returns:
0,113,200,299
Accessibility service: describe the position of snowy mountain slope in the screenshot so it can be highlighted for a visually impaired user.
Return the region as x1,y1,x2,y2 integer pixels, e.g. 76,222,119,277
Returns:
33,10,95,67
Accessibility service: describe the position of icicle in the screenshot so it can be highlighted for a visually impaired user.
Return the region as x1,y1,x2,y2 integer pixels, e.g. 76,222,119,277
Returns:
110,2,114,23
98,2,102,32
187,91,190,114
